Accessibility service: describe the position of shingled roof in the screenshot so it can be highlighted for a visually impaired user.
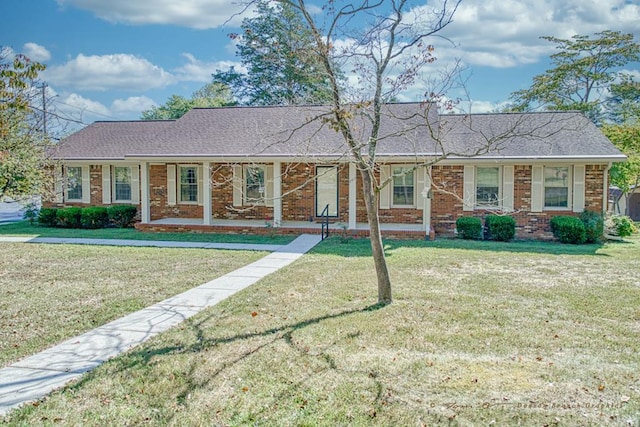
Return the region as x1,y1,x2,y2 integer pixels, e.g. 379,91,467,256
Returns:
54,103,625,162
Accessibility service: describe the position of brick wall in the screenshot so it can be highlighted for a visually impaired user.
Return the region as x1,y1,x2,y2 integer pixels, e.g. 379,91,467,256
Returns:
45,161,609,240
429,164,608,239
430,165,465,235
211,164,272,221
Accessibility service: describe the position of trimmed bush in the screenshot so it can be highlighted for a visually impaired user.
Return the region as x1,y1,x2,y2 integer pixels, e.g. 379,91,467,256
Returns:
606,214,637,238
456,216,482,240
485,214,516,242
56,207,82,228
108,205,138,228
550,216,586,244
38,208,59,227
81,206,109,229
579,210,604,243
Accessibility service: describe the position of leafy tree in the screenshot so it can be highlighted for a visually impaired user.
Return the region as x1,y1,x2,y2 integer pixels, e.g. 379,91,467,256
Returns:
141,82,234,120
607,75,640,124
509,31,640,124
1,47,52,199
604,124,640,214
212,0,334,106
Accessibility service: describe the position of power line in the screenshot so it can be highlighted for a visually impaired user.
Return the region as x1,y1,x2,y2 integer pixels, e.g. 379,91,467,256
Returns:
53,100,118,120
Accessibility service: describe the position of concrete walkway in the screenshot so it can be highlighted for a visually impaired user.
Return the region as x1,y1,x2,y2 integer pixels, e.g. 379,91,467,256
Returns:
0,234,322,417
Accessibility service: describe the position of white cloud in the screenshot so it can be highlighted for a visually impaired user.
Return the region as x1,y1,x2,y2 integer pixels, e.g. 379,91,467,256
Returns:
111,96,157,115
420,0,640,68
174,53,242,82
58,93,112,119
23,43,51,62
44,54,175,91
55,0,249,29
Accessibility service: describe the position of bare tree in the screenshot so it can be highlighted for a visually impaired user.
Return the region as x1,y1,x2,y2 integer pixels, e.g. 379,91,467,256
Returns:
231,0,460,304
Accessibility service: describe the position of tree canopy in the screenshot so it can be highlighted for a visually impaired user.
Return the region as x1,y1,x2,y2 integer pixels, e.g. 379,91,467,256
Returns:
141,82,234,120
1,47,52,200
212,0,335,106
509,31,640,124
605,124,640,212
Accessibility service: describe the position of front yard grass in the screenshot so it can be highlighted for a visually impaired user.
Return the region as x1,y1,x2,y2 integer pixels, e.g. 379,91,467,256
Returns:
3,235,640,425
0,220,295,245
0,243,266,367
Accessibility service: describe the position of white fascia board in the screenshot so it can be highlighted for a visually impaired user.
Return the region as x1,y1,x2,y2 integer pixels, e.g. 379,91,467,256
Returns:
436,155,627,164
123,154,349,163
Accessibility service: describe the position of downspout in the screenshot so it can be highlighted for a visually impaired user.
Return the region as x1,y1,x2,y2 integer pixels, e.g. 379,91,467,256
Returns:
603,162,611,215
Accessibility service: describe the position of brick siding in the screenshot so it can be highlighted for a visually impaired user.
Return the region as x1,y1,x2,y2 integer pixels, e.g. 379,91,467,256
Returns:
46,161,609,240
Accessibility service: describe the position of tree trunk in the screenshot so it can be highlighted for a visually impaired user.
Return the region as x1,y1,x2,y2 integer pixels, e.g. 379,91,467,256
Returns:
360,168,392,304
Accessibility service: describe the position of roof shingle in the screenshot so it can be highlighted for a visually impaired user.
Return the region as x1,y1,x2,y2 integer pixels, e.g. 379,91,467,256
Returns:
54,103,624,162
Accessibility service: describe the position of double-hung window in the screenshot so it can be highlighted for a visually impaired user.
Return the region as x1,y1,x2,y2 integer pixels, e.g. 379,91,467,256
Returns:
245,166,265,204
180,166,198,203
544,166,570,208
113,166,132,202
476,167,500,208
66,166,83,201
392,166,415,207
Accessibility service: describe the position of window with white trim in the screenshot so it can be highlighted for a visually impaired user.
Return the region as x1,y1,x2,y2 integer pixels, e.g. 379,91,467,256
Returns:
66,166,83,201
245,165,265,204
476,166,500,208
392,166,415,207
113,166,132,202
179,166,198,203
544,166,570,208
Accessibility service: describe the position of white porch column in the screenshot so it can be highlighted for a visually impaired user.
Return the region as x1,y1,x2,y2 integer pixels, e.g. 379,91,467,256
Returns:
273,161,282,227
203,161,212,226
422,167,432,237
349,163,357,229
140,161,150,224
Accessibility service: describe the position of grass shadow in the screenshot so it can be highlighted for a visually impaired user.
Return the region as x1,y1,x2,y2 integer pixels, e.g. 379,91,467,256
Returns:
64,303,386,399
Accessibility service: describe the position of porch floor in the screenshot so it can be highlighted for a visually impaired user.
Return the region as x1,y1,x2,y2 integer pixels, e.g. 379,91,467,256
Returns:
137,218,427,239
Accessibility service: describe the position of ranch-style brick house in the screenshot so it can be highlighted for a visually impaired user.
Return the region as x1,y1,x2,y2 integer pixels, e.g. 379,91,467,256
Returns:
49,103,625,239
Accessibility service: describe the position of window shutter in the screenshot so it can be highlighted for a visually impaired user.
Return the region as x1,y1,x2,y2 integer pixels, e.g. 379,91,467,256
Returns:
463,165,475,211
416,167,425,210
102,165,111,204
167,164,176,206
81,165,91,204
130,165,140,205
197,165,203,206
379,165,390,209
265,164,274,207
54,166,63,203
502,166,514,212
531,165,543,212
572,165,585,213
232,165,243,207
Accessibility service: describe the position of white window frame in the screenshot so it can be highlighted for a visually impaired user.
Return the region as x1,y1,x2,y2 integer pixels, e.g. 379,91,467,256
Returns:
475,166,502,209
543,165,572,210
179,165,199,204
391,165,416,208
244,165,266,205
112,166,132,203
65,166,84,202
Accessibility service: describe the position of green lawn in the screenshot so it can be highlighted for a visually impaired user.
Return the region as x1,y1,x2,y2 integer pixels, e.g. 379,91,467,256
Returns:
3,235,640,425
0,220,295,244
0,243,266,368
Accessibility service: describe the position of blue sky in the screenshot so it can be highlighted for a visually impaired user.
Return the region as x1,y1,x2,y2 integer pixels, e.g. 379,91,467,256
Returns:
2,0,639,134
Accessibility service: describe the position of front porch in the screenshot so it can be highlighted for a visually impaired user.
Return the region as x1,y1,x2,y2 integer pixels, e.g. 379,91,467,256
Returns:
135,218,428,239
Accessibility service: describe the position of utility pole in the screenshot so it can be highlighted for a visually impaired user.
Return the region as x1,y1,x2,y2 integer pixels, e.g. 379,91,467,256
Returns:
39,83,48,136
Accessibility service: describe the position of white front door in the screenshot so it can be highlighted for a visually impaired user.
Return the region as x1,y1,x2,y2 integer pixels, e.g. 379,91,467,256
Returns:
316,166,338,217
